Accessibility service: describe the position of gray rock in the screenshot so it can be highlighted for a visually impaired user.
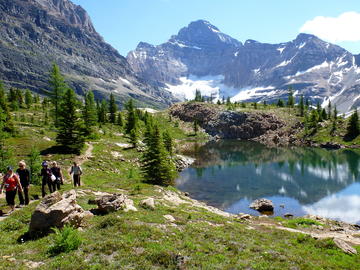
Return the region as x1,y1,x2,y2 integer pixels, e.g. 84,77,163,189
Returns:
96,194,135,214
333,238,358,255
140,197,155,210
249,198,274,212
29,190,92,234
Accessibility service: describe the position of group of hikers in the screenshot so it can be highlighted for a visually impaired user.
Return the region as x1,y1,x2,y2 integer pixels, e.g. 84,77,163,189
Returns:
0,161,83,213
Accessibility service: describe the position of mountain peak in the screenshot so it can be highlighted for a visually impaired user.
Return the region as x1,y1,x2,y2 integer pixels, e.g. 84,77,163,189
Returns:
33,0,95,32
171,19,242,48
295,33,318,42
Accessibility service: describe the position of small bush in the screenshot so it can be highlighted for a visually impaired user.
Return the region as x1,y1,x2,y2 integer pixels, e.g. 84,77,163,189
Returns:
48,225,82,256
97,215,120,229
285,218,323,228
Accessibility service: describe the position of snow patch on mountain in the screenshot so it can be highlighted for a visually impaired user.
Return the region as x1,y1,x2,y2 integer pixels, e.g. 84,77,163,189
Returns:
165,75,238,101
231,86,276,102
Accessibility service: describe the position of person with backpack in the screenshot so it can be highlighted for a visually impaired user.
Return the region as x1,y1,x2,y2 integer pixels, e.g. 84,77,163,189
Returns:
16,161,31,205
70,162,82,187
0,166,23,213
40,161,53,197
51,161,63,191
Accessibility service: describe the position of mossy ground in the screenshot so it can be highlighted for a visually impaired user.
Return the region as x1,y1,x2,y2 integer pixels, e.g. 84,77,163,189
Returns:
0,107,359,269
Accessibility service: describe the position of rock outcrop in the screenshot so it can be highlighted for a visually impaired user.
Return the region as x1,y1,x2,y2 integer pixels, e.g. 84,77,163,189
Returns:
170,103,288,142
29,190,92,234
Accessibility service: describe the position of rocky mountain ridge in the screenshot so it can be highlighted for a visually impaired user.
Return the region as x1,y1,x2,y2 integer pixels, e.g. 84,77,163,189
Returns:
128,20,360,113
0,0,176,107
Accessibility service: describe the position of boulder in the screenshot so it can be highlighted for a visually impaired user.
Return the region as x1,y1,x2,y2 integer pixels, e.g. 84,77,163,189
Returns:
174,155,195,172
334,238,358,255
140,197,155,210
96,194,136,214
249,198,274,212
29,190,92,234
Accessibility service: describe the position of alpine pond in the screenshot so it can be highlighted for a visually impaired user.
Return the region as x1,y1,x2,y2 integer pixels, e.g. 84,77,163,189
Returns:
176,140,360,224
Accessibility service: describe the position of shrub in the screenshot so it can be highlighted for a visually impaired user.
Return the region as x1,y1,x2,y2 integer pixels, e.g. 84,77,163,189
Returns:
48,225,82,256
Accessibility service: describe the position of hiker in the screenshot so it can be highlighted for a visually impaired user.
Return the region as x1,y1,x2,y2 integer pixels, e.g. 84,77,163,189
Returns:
0,166,23,213
16,161,31,205
51,161,63,191
70,162,82,187
40,161,53,197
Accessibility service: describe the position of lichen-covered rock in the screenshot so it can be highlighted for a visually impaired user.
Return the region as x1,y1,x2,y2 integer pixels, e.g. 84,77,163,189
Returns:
29,190,92,234
96,194,136,214
249,198,274,212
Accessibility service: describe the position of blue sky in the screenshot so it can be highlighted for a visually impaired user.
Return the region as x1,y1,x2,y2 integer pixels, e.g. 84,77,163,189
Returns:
71,0,360,56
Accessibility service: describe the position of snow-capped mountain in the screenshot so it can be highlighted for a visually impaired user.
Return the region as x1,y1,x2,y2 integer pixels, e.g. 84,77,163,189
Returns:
127,20,360,113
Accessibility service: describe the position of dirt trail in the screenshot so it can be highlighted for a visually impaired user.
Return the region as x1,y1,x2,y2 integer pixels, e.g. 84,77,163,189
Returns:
0,143,94,221
65,143,94,183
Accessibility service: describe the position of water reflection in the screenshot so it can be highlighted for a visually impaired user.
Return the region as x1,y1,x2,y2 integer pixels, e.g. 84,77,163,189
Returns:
176,140,360,224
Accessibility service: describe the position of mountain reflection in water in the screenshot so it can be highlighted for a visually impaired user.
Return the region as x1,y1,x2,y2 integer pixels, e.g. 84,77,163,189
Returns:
176,140,360,224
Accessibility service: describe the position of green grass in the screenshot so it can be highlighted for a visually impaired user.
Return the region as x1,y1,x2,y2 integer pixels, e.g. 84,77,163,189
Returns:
0,105,359,269
283,218,324,229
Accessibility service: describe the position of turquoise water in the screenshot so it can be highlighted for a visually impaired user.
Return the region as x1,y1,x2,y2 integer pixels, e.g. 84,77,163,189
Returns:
176,141,360,224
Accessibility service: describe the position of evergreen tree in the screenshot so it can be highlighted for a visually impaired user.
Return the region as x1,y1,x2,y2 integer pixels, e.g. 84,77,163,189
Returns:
56,88,85,154
27,147,42,185
299,95,305,117
321,108,327,121
141,125,176,186
49,64,67,126
193,120,199,135
327,101,332,118
25,89,33,109
263,100,267,107
98,100,108,124
194,89,202,102
129,128,138,148
163,130,173,156
226,97,231,106
287,87,295,107
305,98,310,108
277,99,285,107
109,93,117,123
15,89,24,107
8,87,17,103
345,109,360,140
116,112,124,127
0,82,14,133
217,100,221,105
333,106,338,120
82,91,97,136
125,99,137,134
253,102,257,109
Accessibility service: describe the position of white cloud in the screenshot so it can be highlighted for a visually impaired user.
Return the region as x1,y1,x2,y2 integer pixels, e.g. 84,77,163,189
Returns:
300,12,360,43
